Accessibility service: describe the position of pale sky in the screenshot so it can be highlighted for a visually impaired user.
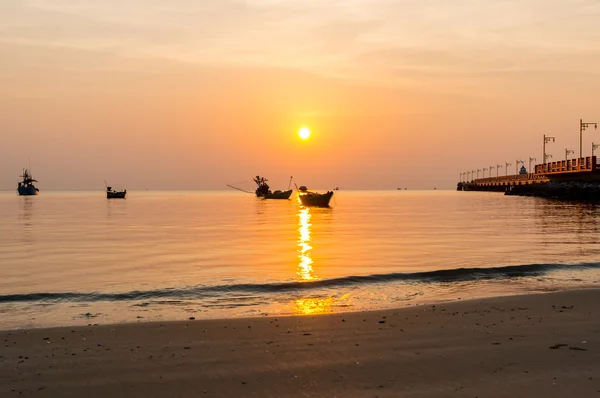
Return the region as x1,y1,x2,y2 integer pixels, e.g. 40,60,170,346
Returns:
2,0,600,190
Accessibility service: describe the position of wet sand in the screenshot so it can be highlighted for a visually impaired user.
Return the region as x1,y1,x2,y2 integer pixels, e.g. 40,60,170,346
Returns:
1,289,599,397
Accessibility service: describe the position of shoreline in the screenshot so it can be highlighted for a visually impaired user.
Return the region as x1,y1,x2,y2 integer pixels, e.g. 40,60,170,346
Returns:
1,288,599,397
2,283,596,332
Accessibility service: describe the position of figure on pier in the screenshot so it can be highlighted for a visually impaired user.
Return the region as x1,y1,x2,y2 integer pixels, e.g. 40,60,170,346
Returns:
519,165,527,175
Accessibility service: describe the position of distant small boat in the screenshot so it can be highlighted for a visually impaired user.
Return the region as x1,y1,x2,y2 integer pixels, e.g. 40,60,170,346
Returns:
105,181,126,199
297,186,333,207
17,168,39,196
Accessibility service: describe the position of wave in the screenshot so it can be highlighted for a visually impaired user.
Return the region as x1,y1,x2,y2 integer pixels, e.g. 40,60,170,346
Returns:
1,262,598,304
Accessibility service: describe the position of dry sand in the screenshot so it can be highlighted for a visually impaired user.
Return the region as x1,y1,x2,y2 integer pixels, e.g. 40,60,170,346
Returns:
1,289,599,397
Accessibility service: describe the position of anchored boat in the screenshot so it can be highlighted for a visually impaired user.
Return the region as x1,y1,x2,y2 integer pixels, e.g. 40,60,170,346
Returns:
227,175,293,199
17,169,39,196
253,176,293,200
105,181,126,199
297,185,333,207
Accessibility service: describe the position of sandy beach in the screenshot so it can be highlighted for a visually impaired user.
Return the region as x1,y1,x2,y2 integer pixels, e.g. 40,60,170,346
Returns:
1,289,599,397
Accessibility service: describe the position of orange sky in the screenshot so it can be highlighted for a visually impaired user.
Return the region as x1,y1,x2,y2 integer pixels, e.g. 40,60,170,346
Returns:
2,1,600,190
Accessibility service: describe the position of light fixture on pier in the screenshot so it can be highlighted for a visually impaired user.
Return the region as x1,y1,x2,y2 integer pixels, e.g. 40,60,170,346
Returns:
496,164,502,178
477,169,481,179
515,159,523,175
565,148,574,161
483,167,488,178
580,119,598,159
528,157,536,174
489,165,495,179
593,143,600,157
543,135,555,165
505,162,511,177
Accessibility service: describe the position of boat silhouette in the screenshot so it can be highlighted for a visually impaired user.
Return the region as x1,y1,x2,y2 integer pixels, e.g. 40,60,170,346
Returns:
105,181,126,199
297,185,333,207
253,176,293,200
17,169,39,196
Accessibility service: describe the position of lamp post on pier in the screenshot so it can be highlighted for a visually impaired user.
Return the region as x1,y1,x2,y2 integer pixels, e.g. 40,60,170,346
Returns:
515,160,523,175
505,162,511,177
489,166,495,179
496,164,502,178
472,170,476,181
483,167,488,178
529,157,536,174
565,148,574,161
593,143,600,157
579,119,598,159
543,135,555,165
477,169,481,179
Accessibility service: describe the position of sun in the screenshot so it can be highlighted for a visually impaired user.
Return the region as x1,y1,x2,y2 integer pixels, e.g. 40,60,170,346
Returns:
298,127,311,140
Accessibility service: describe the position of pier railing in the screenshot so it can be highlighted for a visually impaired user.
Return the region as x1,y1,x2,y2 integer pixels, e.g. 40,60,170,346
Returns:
474,173,547,185
535,156,597,174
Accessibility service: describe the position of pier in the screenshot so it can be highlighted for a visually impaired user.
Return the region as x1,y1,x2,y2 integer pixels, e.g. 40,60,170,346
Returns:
459,156,600,191
458,119,600,192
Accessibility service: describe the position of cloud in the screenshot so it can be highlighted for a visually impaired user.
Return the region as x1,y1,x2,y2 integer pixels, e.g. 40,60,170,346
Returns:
2,0,600,96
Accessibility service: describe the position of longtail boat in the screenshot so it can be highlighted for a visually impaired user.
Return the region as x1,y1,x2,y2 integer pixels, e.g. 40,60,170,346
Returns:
253,176,293,200
297,185,333,207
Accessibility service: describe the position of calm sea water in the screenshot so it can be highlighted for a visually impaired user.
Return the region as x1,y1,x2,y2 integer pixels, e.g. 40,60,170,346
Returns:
1,190,599,329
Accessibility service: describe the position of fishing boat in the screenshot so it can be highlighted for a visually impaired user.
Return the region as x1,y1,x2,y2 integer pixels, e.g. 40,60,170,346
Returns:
264,189,293,200
105,181,126,199
297,186,333,207
17,169,39,196
253,176,293,200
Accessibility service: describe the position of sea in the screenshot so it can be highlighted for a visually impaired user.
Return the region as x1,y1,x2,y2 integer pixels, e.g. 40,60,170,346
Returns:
1,190,599,330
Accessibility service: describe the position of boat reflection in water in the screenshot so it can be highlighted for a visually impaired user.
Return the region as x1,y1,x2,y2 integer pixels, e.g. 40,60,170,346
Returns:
20,196,35,245
293,206,350,315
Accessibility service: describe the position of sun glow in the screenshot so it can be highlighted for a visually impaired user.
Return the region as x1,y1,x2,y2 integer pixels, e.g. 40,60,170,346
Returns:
298,127,311,140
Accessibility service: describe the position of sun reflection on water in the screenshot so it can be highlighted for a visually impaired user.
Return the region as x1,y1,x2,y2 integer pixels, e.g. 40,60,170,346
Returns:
294,206,351,315
292,294,351,315
294,296,332,315
297,207,317,281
